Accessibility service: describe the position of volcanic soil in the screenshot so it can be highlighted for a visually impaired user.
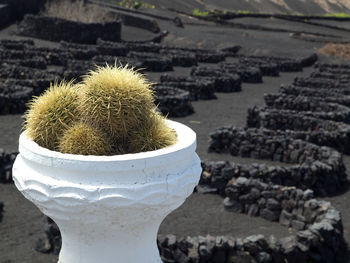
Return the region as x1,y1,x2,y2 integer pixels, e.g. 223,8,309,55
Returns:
1,2,350,262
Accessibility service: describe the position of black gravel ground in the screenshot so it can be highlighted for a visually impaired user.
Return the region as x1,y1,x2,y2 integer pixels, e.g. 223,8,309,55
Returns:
1,3,350,262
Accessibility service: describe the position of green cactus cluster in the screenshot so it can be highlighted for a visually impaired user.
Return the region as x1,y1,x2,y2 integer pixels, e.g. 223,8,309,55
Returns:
58,122,114,155
24,81,80,151
129,110,177,153
24,64,177,156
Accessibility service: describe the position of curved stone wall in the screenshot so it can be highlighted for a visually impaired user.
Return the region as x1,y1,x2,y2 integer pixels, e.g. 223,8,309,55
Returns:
154,86,194,117
0,201,3,222
156,80,217,100
280,85,350,107
246,107,350,154
294,77,349,89
219,62,263,83
208,127,346,196
190,66,242,93
0,149,17,183
239,55,304,72
264,93,350,124
18,15,122,44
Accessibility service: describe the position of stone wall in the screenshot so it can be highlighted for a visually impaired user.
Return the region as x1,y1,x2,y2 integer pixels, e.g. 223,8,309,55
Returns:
0,201,3,222
0,149,17,183
243,63,350,177
128,51,173,72
18,15,122,44
0,85,33,114
219,62,263,83
315,63,350,74
264,93,350,124
190,67,242,93
192,49,226,63
208,127,346,196
281,83,350,97
310,71,350,82
241,58,280,76
294,76,349,90
246,107,350,154
156,80,217,100
160,49,198,67
280,85,350,107
239,55,304,72
154,86,194,117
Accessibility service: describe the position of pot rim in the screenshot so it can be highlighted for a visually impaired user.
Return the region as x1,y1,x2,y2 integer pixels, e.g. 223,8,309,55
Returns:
18,120,197,171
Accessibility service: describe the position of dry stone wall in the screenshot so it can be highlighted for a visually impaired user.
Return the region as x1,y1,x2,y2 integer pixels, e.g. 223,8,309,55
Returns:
0,201,3,222
154,86,194,117
264,93,350,124
280,85,350,106
18,15,122,44
246,107,350,154
0,149,17,183
208,127,346,196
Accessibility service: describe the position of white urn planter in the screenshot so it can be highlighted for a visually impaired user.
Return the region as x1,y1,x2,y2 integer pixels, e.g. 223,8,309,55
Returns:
12,120,202,263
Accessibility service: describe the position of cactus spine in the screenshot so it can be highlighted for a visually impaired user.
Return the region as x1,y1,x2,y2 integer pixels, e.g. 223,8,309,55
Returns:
24,64,177,156
58,122,113,155
129,110,177,153
24,81,80,150
80,64,155,141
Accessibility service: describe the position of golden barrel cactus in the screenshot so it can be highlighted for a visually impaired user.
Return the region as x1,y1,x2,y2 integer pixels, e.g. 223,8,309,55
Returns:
58,122,114,155
129,110,177,153
79,65,155,141
24,81,80,150
24,64,177,156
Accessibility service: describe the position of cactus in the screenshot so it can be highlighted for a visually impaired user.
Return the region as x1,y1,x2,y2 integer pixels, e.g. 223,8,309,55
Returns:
80,64,155,141
24,65,178,155
58,122,114,155
24,81,80,150
128,110,177,153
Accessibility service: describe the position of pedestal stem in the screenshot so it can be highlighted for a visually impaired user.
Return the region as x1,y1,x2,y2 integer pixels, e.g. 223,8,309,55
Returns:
57,220,163,263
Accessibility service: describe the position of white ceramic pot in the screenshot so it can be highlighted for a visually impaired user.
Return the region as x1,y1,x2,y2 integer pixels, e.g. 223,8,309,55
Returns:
12,120,202,263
